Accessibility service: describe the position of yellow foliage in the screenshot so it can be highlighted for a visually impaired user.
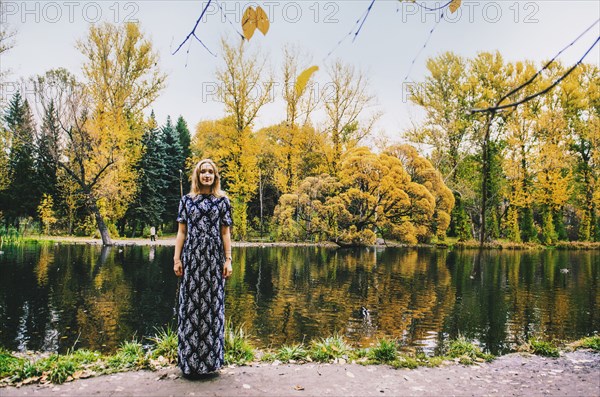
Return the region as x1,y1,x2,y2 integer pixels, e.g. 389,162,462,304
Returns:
295,66,319,98
242,6,269,40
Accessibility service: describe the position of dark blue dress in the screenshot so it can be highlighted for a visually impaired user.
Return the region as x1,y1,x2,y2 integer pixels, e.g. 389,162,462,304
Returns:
176,193,233,376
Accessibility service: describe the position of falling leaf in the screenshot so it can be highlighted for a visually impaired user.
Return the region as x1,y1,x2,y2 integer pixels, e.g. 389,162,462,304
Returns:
242,7,257,40
295,66,319,97
256,6,270,35
294,385,305,391
242,6,270,41
449,0,461,14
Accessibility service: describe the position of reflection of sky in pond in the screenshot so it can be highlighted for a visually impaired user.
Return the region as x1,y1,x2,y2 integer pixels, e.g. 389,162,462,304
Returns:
0,244,598,355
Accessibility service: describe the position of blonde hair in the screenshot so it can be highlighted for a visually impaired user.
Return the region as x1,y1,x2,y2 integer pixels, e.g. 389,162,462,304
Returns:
190,159,226,197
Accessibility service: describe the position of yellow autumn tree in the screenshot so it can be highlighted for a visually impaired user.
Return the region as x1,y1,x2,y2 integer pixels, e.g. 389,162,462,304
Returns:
385,144,455,241
199,39,273,239
273,147,447,245
532,64,573,244
323,60,380,175
501,61,544,242
33,23,165,245
560,63,600,241
192,117,259,239
77,22,166,235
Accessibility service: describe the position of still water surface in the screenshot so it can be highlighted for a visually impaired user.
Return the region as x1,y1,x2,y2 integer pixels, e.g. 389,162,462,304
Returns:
0,243,597,355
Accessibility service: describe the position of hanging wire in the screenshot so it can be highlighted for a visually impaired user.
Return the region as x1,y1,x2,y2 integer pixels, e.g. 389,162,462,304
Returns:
472,18,600,113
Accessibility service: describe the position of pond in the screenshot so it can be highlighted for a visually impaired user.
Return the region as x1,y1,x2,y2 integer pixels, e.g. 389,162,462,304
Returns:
0,243,597,355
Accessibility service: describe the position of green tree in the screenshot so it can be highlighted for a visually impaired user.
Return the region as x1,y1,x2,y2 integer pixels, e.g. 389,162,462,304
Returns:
124,112,168,236
32,22,165,245
161,116,185,230
36,100,60,200
1,92,38,224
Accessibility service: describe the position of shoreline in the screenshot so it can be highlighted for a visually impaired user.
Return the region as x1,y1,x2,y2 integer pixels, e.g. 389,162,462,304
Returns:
9,235,600,250
2,350,599,396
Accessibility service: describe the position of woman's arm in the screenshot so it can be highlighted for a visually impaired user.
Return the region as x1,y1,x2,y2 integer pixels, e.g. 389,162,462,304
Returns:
221,225,232,279
173,222,187,277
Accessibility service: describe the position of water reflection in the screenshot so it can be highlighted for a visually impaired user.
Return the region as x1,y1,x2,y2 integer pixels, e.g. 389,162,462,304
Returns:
0,243,597,355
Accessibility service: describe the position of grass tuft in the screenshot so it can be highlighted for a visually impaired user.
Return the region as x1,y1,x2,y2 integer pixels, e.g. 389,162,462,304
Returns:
309,334,350,363
368,339,398,363
276,344,308,362
224,321,254,365
529,339,560,357
107,341,147,371
579,336,600,351
148,326,178,363
445,337,494,364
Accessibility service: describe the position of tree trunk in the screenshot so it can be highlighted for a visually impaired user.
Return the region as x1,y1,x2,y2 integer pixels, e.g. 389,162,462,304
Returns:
479,113,495,246
89,199,113,246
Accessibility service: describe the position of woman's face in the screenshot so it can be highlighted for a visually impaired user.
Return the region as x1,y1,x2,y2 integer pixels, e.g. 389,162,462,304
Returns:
198,162,215,187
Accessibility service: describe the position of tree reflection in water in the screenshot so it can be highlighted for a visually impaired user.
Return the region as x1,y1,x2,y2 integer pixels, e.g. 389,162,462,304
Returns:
0,244,597,355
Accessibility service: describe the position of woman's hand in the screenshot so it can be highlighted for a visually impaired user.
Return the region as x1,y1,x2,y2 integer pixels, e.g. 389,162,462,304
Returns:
223,259,233,279
174,258,183,277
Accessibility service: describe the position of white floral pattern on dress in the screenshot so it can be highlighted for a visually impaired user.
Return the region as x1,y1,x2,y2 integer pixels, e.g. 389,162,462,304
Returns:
176,194,232,376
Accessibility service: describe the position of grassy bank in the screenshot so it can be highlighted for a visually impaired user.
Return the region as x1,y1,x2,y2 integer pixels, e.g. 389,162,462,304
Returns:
4,234,600,250
1,325,598,387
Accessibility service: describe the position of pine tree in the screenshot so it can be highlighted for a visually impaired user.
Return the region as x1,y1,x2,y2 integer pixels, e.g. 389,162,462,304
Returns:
161,116,185,229
125,112,168,236
36,100,60,199
2,92,38,223
176,116,192,193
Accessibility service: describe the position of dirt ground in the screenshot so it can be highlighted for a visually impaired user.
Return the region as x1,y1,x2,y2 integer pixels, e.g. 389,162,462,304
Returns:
2,351,598,397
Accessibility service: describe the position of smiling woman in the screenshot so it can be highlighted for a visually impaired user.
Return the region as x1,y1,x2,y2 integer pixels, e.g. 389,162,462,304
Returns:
172,158,234,379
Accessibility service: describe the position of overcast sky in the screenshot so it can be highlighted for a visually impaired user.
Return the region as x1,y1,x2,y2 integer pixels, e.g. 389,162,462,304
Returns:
1,0,599,141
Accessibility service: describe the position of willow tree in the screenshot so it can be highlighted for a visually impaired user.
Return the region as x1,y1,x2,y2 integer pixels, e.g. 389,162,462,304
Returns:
273,147,454,246
385,144,455,241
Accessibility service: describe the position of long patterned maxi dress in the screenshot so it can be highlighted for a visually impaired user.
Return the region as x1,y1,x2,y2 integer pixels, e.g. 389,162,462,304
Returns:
176,193,233,376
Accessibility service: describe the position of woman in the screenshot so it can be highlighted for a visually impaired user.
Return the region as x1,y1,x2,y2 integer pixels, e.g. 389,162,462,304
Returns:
173,159,233,378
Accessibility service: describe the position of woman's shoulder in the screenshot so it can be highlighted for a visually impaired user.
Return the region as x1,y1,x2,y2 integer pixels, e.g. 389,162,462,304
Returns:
217,194,230,204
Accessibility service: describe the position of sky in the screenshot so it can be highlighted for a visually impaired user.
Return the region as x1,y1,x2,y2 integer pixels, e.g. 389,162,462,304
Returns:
1,0,599,142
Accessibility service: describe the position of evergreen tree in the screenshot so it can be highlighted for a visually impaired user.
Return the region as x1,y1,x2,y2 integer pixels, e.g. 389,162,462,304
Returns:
36,100,60,199
161,116,185,229
519,207,537,242
125,112,168,236
2,92,38,224
176,116,191,161
176,115,192,192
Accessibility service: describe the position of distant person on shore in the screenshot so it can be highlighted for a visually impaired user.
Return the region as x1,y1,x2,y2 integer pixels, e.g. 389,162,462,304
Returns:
173,158,233,379
150,226,156,242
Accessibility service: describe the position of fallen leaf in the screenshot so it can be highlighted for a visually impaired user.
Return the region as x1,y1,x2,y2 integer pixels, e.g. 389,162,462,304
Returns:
243,384,251,389
346,371,355,378
294,385,305,391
